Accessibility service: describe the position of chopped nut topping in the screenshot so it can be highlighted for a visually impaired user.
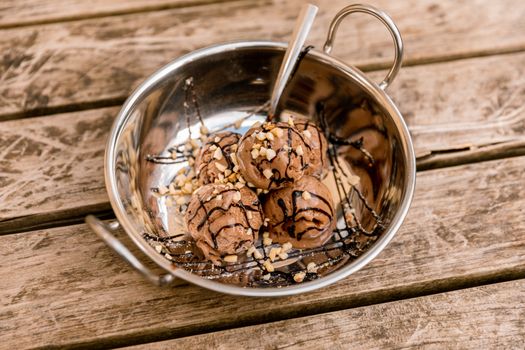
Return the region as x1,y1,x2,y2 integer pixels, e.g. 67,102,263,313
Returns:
247,228,253,236
176,196,187,205
209,144,217,151
259,147,267,157
266,148,276,161
256,132,267,141
253,249,263,259
230,152,238,165
271,127,284,138
155,245,163,253
278,252,289,260
235,182,245,189
182,182,193,194
287,117,295,126
252,143,261,150
263,260,275,272
282,242,293,252
215,161,227,172
216,194,223,200
214,136,221,143
246,246,256,256
213,147,223,160
303,129,312,139
262,274,271,281
224,169,232,177
251,149,260,159
296,145,304,156
200,125,209,135
307,262,317,273
247,211,253,219
266,132,274,141
269,247,281,261
293,271,306,283
263,168,273,179
223,255,238,263
263,237,273,246
164,253,173,260
302,191,312,200
234,119,243,129
232,191,241,202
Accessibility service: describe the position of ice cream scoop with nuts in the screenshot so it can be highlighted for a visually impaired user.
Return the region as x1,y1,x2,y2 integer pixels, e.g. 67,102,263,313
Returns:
236,120,311,190
185,183,263,265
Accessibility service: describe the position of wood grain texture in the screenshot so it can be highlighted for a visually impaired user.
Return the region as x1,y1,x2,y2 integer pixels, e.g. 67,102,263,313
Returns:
0,107,115,233
125,279,525,349
1,0,525,119
0,0,227,29
2,52,524,233
2,156,525,349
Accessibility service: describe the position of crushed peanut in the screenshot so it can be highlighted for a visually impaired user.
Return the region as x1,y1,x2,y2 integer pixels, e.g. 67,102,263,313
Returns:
293,271,306,283
307,262,317,273
232,191,241,202
263,260,275,272
251,149,260,159
296,145,304,156
302,191,312,200
213,147,223,160
253,249,263,259
215,161,227,173
266,148,276,161
303,129,312,139
224,255,238,263
263,168,273,179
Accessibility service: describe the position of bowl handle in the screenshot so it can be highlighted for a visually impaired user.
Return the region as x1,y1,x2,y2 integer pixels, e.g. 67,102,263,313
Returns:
323,4,404,90
85,215,175,286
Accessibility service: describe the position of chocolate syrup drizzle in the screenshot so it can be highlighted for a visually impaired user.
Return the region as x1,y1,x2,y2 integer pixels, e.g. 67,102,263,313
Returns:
142,49,385,286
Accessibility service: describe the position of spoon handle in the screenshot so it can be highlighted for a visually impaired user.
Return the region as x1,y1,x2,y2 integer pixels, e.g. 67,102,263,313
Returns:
269,4,318,118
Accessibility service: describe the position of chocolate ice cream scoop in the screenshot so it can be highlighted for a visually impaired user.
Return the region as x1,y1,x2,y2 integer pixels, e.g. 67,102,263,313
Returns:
236,120,310,190
195,131,241,185
295,119,328,178
185,183,263,264
262,175,335,249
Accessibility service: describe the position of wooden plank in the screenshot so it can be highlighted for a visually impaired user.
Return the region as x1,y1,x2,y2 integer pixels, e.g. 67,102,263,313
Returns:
0,0,226,29
125,279,525,349
2,156,525,349
2,51,524,233
0,107,115,233
1,0,525,119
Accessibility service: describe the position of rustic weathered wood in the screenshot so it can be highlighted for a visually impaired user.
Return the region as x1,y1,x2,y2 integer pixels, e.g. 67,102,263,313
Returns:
0,0,228,29
0,107,115,233
2,156,525,349
2,52,524,233
125,279,525,349
416,139,525,171
1,0,525,119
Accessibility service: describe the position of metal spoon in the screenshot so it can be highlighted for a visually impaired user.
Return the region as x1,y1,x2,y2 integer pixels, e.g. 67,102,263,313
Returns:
269,3,318,118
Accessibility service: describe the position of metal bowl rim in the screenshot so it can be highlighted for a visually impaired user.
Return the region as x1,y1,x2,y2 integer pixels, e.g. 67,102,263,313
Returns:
105,40,416,297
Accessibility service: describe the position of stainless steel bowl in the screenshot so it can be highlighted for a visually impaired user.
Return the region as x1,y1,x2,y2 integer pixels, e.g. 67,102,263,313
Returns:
86,4,415,296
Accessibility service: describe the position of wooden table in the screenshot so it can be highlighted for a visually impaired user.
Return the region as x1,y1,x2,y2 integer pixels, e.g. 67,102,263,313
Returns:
1,0,525,348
